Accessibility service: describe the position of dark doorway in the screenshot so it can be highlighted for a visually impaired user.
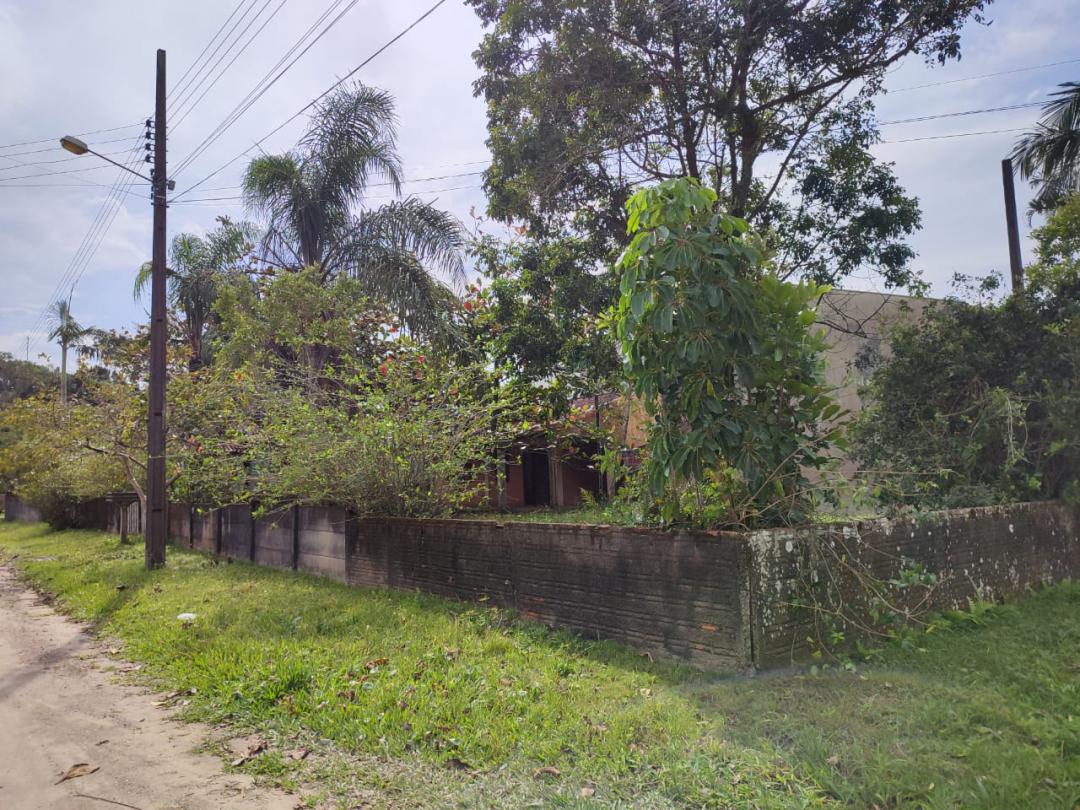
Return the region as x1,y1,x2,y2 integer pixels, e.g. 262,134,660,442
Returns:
521,449,551,506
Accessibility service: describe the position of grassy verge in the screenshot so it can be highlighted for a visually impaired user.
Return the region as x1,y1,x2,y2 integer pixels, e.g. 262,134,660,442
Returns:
1,522,1078,808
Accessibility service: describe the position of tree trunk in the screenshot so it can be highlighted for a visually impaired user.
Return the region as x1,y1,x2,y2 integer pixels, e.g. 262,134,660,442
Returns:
59,342,67,405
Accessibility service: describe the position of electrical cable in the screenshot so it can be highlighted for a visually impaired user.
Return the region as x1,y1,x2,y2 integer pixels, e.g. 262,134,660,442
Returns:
171,0,362,176
170,0,451,202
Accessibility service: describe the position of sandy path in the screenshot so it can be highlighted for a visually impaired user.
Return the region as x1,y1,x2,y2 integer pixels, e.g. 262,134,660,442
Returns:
0,561,298,810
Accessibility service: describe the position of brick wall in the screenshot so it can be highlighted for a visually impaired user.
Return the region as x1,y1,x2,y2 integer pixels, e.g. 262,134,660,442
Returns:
6,493,1079,672
348,519,753,670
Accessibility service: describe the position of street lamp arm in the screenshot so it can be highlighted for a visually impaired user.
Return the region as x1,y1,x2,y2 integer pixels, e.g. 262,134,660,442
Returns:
86,147,154,184
60,135,165,187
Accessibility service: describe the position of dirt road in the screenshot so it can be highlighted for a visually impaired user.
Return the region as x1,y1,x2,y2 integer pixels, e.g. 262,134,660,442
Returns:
0,561,298,810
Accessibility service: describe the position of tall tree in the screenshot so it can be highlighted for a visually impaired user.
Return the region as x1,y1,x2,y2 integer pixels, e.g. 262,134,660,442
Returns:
1012,81,1080,213
135,216,256,370
242,83,466,339
46,298,89,405
467,0,986,287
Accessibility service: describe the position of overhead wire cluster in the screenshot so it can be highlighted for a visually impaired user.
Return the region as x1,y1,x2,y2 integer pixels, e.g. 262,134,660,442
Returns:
17,5,1079,355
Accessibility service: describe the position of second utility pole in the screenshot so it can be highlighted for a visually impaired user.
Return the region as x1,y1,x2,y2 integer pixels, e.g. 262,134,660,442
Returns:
146,48,168,570
1001,157,1024,292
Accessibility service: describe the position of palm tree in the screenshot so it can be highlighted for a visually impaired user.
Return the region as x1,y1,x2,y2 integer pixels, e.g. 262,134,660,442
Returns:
47,297,89,404
242,83,464,339
135,216,256,370
1012,81,1080,213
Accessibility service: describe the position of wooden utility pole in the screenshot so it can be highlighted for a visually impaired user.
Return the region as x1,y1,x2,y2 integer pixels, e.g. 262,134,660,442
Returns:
146,48,168,569
1001,157,1024,292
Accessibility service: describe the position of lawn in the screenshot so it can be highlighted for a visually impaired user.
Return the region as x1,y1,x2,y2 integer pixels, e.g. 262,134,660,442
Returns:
1,521,1077,809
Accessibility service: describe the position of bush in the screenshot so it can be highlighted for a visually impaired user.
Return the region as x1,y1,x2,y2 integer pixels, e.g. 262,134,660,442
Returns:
610,178,843,528
853,196,1080,508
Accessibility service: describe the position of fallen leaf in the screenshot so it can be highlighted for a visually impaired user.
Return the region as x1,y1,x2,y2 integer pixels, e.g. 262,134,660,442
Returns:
580,786,596,797
115,584,126,591
826,755,841,768
444,757,472,771
639,688,653,697
56,763,99,784
364,657,389,671
533,766,561,779
117,663,142,673
95,739,109,746
444,647,460,660
287,748,310,761
229,735,268,766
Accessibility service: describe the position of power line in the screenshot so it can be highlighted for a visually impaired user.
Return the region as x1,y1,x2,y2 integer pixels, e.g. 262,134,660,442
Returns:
169,0,290,128
167,0,265,114
878,127,1027,145
0,146,134,171
171,0,452,202
28,140,148,350
28,146,143,345
168,0,251,98
171,0,363,177
170,168,488,204
878,101,1045,126
889,56,1080,93
0,123,141,153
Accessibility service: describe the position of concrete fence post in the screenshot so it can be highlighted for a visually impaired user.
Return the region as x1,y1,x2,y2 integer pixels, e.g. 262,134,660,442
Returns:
291,505,300,571
249,504,257,562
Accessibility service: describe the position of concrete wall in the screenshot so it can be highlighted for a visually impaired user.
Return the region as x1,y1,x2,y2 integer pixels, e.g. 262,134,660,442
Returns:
748,502,1080,667
6,494,1079,672
3,493,41,523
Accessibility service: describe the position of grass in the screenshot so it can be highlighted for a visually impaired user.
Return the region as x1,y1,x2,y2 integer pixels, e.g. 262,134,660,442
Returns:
1,521,1078,809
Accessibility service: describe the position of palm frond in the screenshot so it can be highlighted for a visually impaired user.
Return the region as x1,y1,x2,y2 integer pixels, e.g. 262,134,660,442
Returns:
1011,82,1080,212
303,83,403,202
347,242,462,345
348,198,466,286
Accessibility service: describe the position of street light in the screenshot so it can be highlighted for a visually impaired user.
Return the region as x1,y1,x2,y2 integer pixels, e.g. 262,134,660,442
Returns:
59,49,171,570
59,134,174,190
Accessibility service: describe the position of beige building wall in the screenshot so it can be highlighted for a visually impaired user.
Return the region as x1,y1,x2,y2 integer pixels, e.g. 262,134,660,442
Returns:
815,289,932,421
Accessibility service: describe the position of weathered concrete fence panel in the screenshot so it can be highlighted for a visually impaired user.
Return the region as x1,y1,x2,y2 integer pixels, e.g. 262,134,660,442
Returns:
6,494,1079,671
348,519,753,669
748,501,1080,667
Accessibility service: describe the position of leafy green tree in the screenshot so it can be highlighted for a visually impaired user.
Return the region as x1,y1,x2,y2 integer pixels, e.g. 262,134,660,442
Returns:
46,298,90,405
467,0,984,287
854,196,1080,507
467,234,620,405
612,179,842,527
135,216,257,370
0,353,57,407
1012,82,1080,213
243,83,465,339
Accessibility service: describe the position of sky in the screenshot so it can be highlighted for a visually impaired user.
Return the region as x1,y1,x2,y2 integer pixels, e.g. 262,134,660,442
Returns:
1,0,1078,366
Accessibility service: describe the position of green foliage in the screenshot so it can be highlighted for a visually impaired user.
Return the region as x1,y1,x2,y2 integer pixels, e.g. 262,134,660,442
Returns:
466,233,620,403
854,197,1080,508
135,216,257,370
242,82,464,341
1011,82,1080,213
184,268,520,517
612,179,842,527
252,355,507,517
0,395,127,527
0,352,57,407
466,0,985,288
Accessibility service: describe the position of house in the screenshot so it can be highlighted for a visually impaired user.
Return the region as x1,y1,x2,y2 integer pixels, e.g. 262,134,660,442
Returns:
491,288,932,509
